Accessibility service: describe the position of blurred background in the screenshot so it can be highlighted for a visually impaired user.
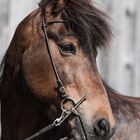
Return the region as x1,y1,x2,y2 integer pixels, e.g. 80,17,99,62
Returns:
0,0,140,97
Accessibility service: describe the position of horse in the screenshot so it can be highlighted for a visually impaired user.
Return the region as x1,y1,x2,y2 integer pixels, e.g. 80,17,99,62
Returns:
0,0,139,140
0,0,115,139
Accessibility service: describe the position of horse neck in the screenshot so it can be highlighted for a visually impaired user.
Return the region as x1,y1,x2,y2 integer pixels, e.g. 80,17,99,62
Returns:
103,81,140,118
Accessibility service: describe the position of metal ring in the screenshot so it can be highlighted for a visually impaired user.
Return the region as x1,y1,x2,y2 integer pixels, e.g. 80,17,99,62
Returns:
61,98,76,112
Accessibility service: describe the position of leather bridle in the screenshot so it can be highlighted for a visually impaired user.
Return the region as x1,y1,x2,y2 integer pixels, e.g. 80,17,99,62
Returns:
41,17,68,99
25,13,87,140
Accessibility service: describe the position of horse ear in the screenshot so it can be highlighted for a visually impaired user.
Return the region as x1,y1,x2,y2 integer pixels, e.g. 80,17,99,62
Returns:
52,0,68,15
40,0,68,16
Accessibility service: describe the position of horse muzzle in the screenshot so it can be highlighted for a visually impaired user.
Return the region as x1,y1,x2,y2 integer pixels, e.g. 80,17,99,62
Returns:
67,114,115,140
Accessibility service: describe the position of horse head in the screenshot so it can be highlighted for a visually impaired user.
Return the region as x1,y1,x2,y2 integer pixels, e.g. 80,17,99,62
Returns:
1,0,115,139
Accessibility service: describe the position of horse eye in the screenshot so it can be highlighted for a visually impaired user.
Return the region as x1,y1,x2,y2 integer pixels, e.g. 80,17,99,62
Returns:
58,43,76,55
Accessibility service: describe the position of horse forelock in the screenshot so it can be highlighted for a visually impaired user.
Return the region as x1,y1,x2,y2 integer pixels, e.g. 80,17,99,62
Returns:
39,0,112,54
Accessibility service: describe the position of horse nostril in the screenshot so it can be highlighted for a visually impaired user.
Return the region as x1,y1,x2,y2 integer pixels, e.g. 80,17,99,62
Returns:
99,119,110,132
94,119,111,138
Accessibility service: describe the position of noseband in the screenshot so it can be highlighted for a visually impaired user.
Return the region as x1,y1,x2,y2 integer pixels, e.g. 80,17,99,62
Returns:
25,14,87,140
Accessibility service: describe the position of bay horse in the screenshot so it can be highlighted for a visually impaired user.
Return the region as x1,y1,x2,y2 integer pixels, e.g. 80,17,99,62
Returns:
0,0,115,139
0,0,139,140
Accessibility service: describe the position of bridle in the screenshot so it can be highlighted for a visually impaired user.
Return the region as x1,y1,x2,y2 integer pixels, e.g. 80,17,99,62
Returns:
25,12,87,140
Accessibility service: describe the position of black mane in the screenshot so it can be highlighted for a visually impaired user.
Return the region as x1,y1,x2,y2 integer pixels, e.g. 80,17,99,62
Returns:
40,0,112,52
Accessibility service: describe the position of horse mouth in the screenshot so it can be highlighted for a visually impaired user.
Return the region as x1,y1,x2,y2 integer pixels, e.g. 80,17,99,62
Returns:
59,135,74,140
59,130,115,140
59,134,83,140
59,126,87,140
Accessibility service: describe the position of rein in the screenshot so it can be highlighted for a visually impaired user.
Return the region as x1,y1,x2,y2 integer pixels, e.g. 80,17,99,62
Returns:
25,14,87,140
25,95,86,140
